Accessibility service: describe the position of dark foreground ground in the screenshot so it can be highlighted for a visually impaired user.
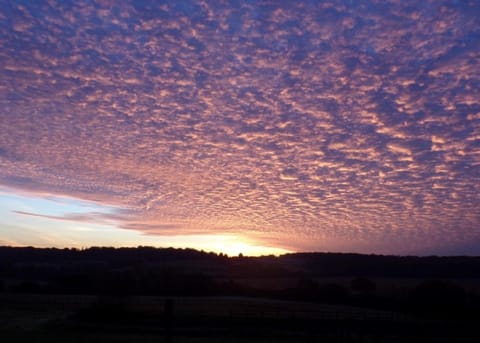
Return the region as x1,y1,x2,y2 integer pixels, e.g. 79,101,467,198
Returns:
1,293,479,343
1,247,480,342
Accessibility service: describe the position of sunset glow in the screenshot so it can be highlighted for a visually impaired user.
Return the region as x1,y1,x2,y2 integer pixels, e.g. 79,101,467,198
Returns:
1,0,479,255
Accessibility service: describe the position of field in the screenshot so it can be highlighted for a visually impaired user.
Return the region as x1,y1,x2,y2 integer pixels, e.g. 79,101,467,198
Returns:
1,293,478,343
2,249,480,342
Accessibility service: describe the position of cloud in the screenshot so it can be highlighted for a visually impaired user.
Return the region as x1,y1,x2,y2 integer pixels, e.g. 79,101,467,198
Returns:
0,0,479,254
12,210,130,226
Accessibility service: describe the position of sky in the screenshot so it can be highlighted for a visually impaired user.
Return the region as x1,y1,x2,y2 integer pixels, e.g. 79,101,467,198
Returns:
0,0,479,256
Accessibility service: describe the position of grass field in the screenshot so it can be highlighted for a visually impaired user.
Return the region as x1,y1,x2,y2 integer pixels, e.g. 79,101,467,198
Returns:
0,293,478,342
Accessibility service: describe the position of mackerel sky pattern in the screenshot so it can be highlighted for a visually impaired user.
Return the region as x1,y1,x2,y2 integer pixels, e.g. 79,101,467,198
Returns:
1,0,479,254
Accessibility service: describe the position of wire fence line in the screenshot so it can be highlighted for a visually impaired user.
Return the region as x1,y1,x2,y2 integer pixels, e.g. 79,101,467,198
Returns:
0,293,412,323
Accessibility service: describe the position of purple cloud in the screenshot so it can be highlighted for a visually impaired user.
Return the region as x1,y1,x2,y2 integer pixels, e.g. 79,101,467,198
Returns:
0,0,479,254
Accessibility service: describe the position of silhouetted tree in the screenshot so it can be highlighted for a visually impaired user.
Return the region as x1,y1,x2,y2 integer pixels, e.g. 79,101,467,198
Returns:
351,276,376,294
295,277,319,300
318,283,350,303
409,280,467,316
14,280,43,293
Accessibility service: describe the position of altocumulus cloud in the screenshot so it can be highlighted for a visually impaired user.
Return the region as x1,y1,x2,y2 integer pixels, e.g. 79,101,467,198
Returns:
0,0,479,254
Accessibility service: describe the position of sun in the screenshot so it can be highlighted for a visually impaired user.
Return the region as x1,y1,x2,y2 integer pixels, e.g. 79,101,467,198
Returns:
206,236,291,257
147,233,291,257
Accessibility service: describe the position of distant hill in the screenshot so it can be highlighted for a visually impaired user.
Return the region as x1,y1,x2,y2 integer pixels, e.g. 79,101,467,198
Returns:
1,246,480,317
1,246,480,278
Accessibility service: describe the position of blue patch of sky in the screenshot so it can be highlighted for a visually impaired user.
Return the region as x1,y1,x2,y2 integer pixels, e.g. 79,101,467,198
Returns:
0,189,117,218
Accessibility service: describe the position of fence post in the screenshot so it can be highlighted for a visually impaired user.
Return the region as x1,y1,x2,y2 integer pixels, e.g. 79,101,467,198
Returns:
164,298,174,343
